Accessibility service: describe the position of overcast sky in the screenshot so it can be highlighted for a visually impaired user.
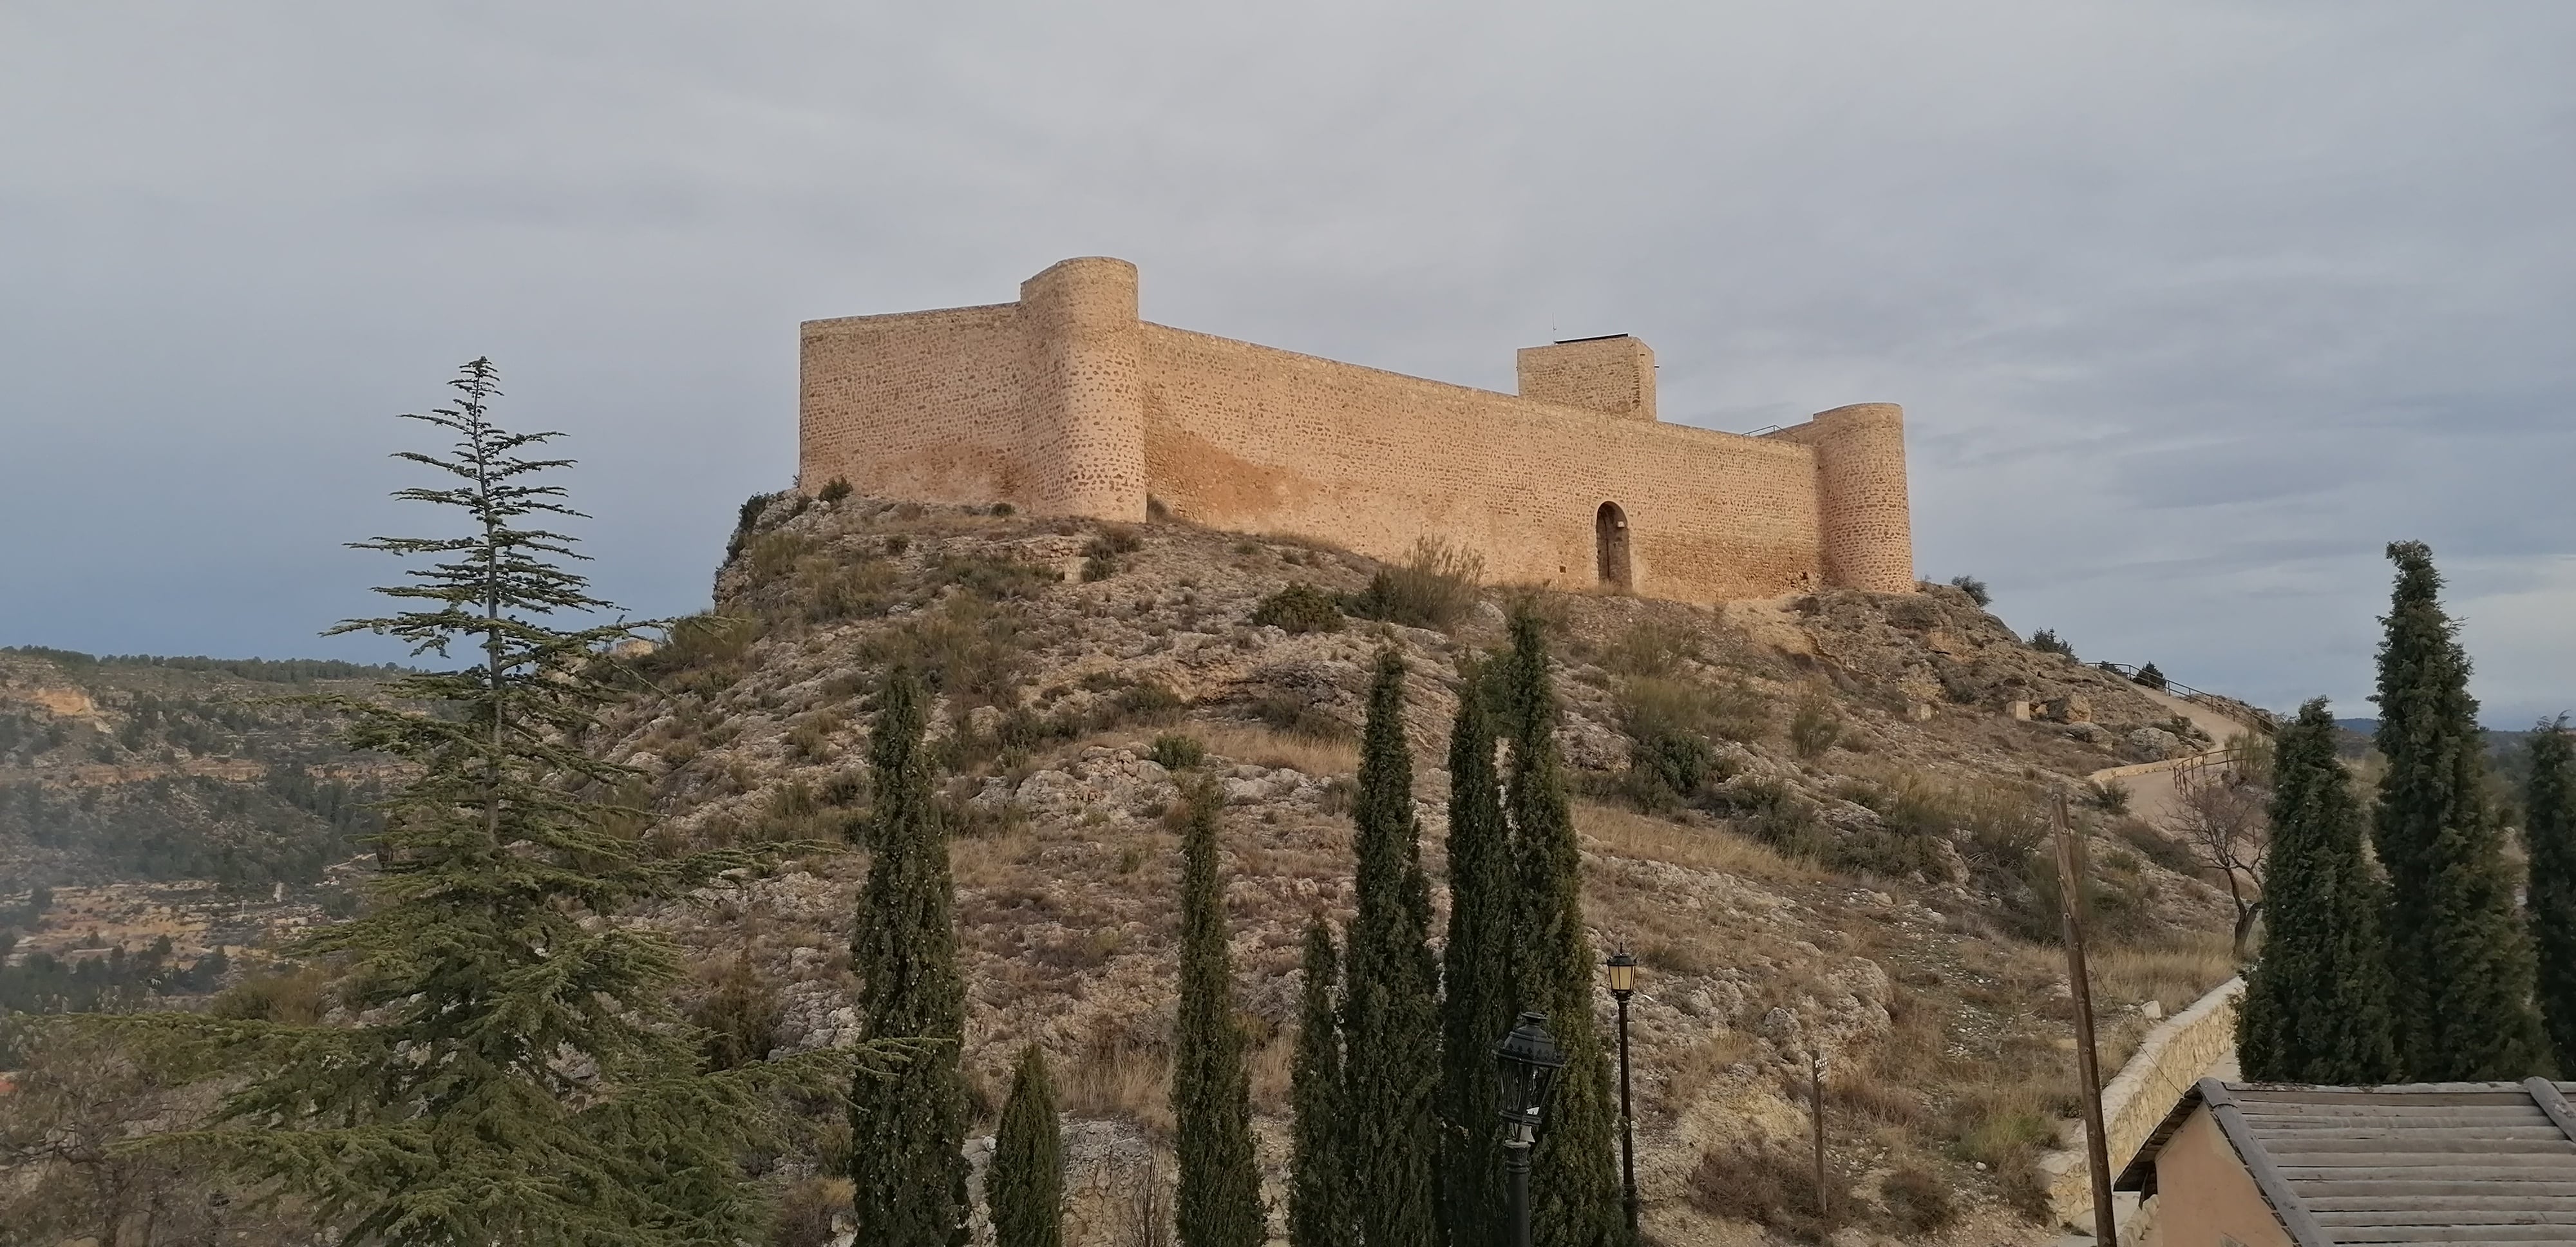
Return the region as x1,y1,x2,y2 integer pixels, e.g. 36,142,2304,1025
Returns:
3,2,2570,724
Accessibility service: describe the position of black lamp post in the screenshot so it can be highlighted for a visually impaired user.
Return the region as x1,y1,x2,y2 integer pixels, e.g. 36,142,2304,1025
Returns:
1606,948,1640,1239
1494,1011,1567,1247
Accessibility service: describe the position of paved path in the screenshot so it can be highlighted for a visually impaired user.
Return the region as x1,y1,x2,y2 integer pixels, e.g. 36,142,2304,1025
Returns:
2088,685,2258,826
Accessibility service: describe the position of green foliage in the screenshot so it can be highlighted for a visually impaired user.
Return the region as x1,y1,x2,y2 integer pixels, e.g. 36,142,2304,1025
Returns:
2524,719,2576,1073
1082,527,1143,582
1497,608,1626,1247
2028,629,2074,658
819,477,853,504
1,938,226,1015
861,595,1027,708
1946,574,1991,607
851,667,972,1244
1437,658,1511,1247
1150,734,1207,772
1788,687,1842,759
1251,583,1346,634
0,646,409,683
1255,692,1350,742
1613,675,1763,810
1343,538,1482,631
85,359,867,1246
2370,541,2549,1079
1341,652,1440,1247
728,491,777,562
1171,779,1264,1247
1289,919,1351,1247
990,1045,1065,1247
2081,779,2132,815
2132,662,2168,690
2239,700,2398,1084
692,954,785,1072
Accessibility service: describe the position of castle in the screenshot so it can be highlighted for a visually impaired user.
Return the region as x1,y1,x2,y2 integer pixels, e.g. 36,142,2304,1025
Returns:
799,257,1915,603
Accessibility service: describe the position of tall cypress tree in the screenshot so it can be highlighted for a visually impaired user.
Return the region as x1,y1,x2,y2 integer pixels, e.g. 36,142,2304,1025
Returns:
851,667,971,1245
1439,658,1513,1247
1290,917,1352,1247
2371,540,2549,1080
2237,699,2398,1084
1499,608,1627,1247
990,1045,1064,1247
1173,779,1265,1247
2526,719,2576,1073
1343,651,1443,1247
86,360,876,1244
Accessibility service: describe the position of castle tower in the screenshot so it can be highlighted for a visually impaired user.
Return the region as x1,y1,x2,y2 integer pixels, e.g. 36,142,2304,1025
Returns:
1515,334,1657,421
1018,257,1146,520
1783,403,1914,593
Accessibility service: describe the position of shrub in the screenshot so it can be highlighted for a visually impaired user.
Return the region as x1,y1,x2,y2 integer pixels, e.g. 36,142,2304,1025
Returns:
2133,661,2168,690
1880,1163,1956,1235
770,1177,855,1247
1685,1138,1849,1242
860,595,1025,707
210,966,332,1025
817,477,853,504
2082,778,2132,814
1601,618,1701,679
931,553,1061,601
2029,629,2075,658
1788,690,1842,759
1082,544,1120,582
690,954,783,1071
725,491,774,562
1946,575,1991,607
990,502,1015,517
1249,583,1345,634
1150,734,1206,771
1343,537,1482,630
1253,694,1347,741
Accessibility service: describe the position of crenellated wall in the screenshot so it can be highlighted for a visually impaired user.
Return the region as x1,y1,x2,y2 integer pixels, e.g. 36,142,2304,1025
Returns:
797,257,1917,604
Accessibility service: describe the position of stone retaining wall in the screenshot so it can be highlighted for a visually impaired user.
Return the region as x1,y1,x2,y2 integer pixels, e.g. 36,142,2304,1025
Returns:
2041,976,2244,1231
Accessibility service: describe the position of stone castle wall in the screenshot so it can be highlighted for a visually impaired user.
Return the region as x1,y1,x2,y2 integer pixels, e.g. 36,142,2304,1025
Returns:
799,257,1916,602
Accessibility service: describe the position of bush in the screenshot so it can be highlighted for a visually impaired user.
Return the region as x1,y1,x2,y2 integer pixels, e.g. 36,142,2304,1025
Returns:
1600,618,1701,679
2133,661,2168,689
1686,1138,1849,1242
2029,629,2075,658
1253,694,1347,741
1880,1163,1956,1235
931,553,1060,601
1947,575,1991,607
725,491,775,562
1150,734,1206,771
2082,778,2132,814
690,954,783,1071
1788,690,1842,759
1249,583,1344,634
1343,537,1482,630
817,477,853,504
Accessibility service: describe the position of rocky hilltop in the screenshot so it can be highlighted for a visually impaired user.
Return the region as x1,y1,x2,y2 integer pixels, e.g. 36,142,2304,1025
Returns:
589,495,2239,1246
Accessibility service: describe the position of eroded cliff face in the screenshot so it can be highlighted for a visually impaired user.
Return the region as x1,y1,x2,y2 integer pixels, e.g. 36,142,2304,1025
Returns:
591,495,2235,1246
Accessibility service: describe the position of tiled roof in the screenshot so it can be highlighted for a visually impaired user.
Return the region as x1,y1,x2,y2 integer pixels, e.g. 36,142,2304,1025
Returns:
2120,1077,2576,1245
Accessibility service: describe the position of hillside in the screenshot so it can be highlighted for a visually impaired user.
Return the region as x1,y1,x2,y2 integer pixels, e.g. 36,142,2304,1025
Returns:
586,495,2243,1246
0,649,402,981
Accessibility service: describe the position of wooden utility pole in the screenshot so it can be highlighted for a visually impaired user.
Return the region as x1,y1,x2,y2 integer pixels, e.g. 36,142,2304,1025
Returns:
1809,1048,1829,1219
2053,790,2117,1244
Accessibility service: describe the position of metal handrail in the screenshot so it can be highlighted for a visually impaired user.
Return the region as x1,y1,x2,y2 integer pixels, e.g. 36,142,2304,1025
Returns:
2094,662,2278,734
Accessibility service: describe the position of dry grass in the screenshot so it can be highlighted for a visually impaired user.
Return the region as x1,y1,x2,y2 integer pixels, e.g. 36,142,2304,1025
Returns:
1575,801,1823,885
1062,1039,1175,1138
2089,929,2236,1013
1186,721,1360,776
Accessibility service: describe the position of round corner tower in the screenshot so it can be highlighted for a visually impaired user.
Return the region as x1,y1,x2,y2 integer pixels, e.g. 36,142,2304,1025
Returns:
1018,256,1146,520
1804,402,1915,593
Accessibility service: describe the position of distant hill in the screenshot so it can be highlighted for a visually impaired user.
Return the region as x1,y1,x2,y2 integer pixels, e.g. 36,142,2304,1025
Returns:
0,646,405,891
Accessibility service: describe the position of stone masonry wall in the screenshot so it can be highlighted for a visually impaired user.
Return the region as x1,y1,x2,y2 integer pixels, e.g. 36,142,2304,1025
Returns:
1140,325,1827,601
797,257,1917,604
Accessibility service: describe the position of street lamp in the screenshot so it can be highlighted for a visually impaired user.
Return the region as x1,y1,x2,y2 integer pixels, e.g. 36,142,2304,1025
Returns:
1606,948,1640,1239
1495,1011,1567,1247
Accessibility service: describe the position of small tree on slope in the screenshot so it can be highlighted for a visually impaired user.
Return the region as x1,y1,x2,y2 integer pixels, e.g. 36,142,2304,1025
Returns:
1439,657,1513,1247
990,1045,1065,1247
851,665,974,1246
1290,917,1352,1247
2371,540,2550,1080
1173,780,1265,1247
2525,719,2576,1073
88,359,883,1245
1342,651,1442,1247
2237,699,2398,1084
1500,607,1627,1247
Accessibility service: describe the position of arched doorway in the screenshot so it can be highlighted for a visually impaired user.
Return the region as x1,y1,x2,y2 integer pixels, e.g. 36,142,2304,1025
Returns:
1595,502,1632,590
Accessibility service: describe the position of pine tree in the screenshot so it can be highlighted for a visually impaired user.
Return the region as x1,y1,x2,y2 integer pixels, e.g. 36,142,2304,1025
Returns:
1342,651,1443,1247
1439,658,1513,1247
990,1045,1065,1247
2371,540,2550,1080
86,359,874,1244
1499,607,1627,1247
1173,779,1265,1247
2237,699,2398,1084
851,666,972,1245
1290,917,1352,1247
2525,719,2576,1074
